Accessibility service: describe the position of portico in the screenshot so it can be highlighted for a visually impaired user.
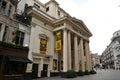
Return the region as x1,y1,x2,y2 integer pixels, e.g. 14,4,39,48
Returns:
53,21,92,72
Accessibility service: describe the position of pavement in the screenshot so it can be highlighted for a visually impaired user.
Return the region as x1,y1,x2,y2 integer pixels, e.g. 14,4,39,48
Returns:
33,69,120,80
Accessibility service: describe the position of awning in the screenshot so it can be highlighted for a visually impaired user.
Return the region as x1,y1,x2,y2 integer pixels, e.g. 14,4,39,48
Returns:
8,56,32,63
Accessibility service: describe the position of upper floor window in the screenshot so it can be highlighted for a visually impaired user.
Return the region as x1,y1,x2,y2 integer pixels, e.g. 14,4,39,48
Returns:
39,34,48,55
119,40,120,44
3,26,8,41
46,7,49,12
58,10,60,16
40,38,47,55
34,3,40,9
0,23,2,31
8,5,12,16
15,31,25,46
117,33,119,36
0,1,6,14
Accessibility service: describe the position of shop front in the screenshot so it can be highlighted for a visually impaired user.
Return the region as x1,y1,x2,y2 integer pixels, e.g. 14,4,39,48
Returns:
0,41,32,80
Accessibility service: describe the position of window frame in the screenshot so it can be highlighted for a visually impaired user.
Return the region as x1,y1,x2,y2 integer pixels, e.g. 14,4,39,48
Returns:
46,7,49,12
15,30,25,46
8,5,12,16
0,23,2,31
1,1,7,14
58,10,60,16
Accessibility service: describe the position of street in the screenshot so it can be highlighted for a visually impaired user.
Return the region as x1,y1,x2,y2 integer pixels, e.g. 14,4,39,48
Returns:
33,69,120,80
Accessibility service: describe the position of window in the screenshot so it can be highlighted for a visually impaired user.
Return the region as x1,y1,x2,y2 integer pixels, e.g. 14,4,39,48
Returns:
58,10,60,16
8,5,12,16
46,7,49,12
53,59,57,70
117,33,119,36
44,23,47,26
15,31,25,46
34,3,40,9
4,62,26,75
0,56,3,70
3,26,8,41
0,23,2,31
40,38,47,54
0,1,6,14
119,41,120,44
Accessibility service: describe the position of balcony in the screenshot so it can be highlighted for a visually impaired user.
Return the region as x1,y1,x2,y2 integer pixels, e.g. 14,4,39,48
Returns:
16,12,32,25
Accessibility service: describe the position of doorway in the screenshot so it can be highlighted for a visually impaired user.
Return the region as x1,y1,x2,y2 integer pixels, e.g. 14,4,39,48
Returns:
32,63,38,78
41,64,48,77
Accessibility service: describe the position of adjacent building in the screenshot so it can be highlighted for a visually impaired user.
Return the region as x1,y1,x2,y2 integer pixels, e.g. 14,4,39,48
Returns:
18,0,92,78
91,53,101,68
102,30,120,69
0,0,31,79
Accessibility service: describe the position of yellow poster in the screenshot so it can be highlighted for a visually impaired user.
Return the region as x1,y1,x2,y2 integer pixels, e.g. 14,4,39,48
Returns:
40,38,47,54
56,31,62,51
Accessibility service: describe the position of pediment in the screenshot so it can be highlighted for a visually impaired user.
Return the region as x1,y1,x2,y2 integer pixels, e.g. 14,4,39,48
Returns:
53,16,92,37
71,17,92,37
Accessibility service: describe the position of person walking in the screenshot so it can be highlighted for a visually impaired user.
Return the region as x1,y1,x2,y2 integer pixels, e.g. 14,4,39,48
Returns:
100,63,102,70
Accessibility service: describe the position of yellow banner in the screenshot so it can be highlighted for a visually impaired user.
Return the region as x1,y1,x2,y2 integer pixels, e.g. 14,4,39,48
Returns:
40,38,47,54
56,40,62,51
56,31,62,51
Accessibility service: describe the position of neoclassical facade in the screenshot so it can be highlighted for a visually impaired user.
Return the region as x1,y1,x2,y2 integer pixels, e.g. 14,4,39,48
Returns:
18,0,92,78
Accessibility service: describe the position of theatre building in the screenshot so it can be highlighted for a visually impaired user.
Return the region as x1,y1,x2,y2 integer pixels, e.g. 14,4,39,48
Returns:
18,0,92,78
0,0,32,80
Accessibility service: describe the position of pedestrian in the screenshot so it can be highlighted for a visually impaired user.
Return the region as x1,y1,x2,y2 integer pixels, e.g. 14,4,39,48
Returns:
100,63,102,70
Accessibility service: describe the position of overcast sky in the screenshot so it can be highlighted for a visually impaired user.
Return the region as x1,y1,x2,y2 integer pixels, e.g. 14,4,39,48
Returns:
40,0,120,55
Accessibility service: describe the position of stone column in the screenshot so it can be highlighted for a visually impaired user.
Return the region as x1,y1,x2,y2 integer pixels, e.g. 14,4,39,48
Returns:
38,57,44,77
78,39,81,70
48,58,52,77
26,25,35,74
85,41,90,71
74,35,79,72
80,38,85,72
68,31,71,70
63,29,68,72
